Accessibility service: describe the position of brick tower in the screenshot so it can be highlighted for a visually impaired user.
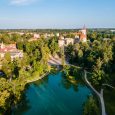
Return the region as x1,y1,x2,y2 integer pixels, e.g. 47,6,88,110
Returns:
80,25,87,42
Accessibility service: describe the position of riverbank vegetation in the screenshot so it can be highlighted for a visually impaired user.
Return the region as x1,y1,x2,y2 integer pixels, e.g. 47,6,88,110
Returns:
83,96,100,115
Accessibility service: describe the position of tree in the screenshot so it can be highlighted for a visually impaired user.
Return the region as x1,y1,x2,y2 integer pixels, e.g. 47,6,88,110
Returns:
83,96,100,115
90,32,97,42
65,44,75,63
34,49,41,61
4,52,11,62
49,37,59,55
16,42,24,50
2,60,14,81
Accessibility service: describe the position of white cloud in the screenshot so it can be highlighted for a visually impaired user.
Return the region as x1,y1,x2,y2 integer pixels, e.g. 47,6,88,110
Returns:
10,0,37,5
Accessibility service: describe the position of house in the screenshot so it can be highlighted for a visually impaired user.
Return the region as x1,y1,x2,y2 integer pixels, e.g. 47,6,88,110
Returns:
34,33,40,39
58,37,74,47
58,26,87,47
0,42,23,60
58,39,65,47
65,38,74,46
110,30,115,32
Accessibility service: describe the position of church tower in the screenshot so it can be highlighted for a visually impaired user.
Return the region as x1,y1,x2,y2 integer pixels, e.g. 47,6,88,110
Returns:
80,25,87,42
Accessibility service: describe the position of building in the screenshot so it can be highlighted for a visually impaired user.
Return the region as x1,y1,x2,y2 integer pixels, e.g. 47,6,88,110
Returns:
65,38,74,46
79,26,87,42
34,33,40,39
110,30,115,32
0,42,23,60
58,39,65,47
58,26,87,47
58,37,74,47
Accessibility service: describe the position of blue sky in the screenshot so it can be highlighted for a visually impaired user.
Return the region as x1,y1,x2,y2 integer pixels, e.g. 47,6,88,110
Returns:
0,0,115,29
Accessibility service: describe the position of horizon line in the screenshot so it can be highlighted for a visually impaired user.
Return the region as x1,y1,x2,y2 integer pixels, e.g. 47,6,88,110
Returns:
0,27,115,30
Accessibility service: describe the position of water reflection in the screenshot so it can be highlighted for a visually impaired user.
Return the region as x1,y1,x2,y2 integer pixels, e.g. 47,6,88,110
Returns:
12,93,31,115
61,72,85,92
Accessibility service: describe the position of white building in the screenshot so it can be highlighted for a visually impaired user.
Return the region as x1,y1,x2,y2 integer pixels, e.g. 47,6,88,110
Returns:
65,38,74,46
34,33,40,39
58,39,65,47
58,38,74,47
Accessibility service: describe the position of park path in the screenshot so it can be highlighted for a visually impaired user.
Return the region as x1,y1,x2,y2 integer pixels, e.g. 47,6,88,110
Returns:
84,70,106,115
102,84,115,89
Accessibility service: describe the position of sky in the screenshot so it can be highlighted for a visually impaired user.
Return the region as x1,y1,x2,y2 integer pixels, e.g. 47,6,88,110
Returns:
0,0,115,29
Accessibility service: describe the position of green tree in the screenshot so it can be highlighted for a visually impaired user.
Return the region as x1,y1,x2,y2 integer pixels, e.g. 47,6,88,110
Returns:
83,96,100,115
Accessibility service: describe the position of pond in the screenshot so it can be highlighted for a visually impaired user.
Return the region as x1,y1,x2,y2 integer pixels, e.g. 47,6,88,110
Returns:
12,72,92,115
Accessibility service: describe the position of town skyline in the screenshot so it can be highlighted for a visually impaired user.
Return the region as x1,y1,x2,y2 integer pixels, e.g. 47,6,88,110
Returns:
0,0,115,29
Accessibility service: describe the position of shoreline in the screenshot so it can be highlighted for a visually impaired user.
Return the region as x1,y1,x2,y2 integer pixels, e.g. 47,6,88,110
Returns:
11,72,50,114
26,72,49,84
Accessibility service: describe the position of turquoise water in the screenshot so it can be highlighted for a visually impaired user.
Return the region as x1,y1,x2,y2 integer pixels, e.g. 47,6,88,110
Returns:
13,72,92,115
